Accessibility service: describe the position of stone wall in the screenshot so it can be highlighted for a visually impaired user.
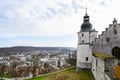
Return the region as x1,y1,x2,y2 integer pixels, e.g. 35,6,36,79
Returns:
92,55,105,80
93,18,120,55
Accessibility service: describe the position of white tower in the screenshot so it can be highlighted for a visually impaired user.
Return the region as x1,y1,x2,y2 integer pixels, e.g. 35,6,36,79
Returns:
76,9,98,72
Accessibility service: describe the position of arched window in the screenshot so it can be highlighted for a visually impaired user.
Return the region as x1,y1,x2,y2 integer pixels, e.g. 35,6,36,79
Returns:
82,33,84,37
112,46,120,59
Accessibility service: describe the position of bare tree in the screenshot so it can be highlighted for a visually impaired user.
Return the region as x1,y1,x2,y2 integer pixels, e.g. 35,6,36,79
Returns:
31,52,40,78
10,62,17,77
0,63,5,79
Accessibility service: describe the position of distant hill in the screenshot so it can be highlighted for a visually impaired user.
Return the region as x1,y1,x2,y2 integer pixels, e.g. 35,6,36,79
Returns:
0,46,76,56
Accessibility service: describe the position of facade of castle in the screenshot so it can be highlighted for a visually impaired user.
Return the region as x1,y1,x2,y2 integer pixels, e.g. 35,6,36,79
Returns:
76,11,120,80
93,18,120,58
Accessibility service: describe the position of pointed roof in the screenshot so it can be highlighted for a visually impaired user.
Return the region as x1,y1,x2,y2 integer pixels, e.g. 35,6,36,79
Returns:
81,7,92,32
85,7,88,16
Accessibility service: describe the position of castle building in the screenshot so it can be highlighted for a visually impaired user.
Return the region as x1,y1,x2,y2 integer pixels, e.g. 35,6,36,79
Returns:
76,9,120,80
93,18,120,59
92,18,120,80
76,9,98,72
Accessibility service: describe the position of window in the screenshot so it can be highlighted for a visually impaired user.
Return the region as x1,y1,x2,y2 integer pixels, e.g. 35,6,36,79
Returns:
86,57,88,61
114,25,116,27
82,33,84,37
118,63,120,65
82,40,84,43
114,29,117,34
84,18,89,21
106,38,110,42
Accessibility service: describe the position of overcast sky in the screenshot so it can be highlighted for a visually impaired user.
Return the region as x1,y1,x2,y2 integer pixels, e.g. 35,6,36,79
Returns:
0,0,120,47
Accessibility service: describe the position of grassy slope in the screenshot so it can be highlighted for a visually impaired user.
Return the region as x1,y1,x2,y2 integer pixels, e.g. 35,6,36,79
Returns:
26,67,94,80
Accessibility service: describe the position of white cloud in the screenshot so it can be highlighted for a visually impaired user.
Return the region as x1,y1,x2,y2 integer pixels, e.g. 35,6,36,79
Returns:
0,0,84,37
0,0,120,47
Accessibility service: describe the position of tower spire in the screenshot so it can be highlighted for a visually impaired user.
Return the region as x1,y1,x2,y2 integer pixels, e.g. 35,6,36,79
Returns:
85,5,88,15
86,7,87,13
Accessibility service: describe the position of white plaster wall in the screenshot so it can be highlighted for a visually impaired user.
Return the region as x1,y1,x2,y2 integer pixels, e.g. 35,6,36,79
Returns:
92,56,97,79
77,44,92,68
90,31,98,43
96,58,105,80
78,32,90,44
92,57,118,80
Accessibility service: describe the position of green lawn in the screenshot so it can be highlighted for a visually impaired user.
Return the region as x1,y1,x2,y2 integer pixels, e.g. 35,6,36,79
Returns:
26,67,94,80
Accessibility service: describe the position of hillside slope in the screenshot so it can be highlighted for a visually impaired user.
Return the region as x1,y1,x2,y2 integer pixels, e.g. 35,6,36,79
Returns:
26,67,94,80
